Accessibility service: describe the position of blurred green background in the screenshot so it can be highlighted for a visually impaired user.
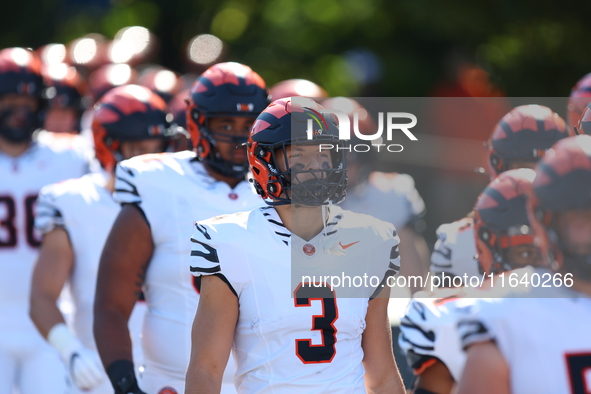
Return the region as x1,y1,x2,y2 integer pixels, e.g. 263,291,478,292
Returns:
4,0,590,251
3,0,591,97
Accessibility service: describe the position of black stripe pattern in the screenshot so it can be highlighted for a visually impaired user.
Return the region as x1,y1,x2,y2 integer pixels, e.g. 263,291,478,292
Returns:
114,165,142,204
260,206,291,246
189,223,221,275
35,198,65,233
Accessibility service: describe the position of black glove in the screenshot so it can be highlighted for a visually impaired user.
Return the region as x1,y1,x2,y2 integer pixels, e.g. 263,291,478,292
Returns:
106,359,146,394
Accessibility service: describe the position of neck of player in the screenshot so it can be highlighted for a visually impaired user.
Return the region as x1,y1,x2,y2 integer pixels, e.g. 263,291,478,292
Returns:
0,136,30,157
275,204,327,241
204,163,243,189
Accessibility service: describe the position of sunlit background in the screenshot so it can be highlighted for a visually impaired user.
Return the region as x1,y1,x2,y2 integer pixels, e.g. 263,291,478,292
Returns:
4,0,591,96
3,0,590,250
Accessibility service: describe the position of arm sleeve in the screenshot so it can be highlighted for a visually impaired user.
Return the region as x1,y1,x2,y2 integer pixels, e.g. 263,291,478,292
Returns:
369,225,400,300
189,222,222,277
35,185,66,234
113,163,143,206
457,299,501,351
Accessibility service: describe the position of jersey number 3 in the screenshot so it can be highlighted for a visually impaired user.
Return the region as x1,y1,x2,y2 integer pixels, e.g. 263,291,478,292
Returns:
566,352,591,394
294,283,338,364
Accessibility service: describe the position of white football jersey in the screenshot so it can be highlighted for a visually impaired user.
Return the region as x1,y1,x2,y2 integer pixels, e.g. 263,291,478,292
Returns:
35,172,137,348
189,205,401,394
398,287,476,381
398,266,536,382
341,172,425,230
114,151,262,389
430,216,480,280
459,282,591,394
0,137,90,330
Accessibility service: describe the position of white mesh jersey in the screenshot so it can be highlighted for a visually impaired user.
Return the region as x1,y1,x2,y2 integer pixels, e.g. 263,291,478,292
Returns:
189,205,401,394
341,172,425,230
430,216,480,279
398,266,534,382
34,173,145,356
459,280,591,394
35,172,117,349
114,151,263,390
398,287,477,381
0,136,90,330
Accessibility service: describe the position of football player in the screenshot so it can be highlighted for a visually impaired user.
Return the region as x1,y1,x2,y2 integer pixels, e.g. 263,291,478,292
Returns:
323,97,429,295
574,102,591,136
29,84,179,393
431,104,568,283
0,47,92,394
399,104,569,394
42,63,86,134
186,98,406,394
399,168,539,394
567,72,591,131
457,135,591,394
93,62,268,394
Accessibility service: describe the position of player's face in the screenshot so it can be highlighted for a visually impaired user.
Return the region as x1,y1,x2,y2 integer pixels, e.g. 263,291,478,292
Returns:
277,144,333,183
0,94,39,130
208,116,255,163
506,244,539,267
120,139,165,160
557,209,591,255
44,108,77,134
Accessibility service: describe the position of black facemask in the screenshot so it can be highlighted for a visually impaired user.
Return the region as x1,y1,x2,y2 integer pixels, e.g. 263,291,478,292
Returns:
0,108,41,143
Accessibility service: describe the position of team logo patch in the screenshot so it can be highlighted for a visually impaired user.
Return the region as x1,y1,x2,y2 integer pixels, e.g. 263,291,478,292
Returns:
237,103,254,112
158,387,178,394
303,243,316,256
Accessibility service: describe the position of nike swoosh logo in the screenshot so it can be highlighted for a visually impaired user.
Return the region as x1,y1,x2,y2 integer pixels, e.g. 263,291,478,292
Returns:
339,241,360,249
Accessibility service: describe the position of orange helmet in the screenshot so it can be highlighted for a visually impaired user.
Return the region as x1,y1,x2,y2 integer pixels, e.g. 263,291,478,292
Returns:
0,48,46,142
485,105,568,179
568,73,591,131
248,97,346,206
92,84,179,172
186,62,268,178
137,66,183,103
87,63,137,102
528,135,591,278
575,103,591,136
269,79,327,101
473,168,537,274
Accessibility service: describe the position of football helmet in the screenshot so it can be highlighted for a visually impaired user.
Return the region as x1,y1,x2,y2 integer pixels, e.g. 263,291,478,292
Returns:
568,72,591,131
248,97,347,206
186,62,269,178
473,168,537,274
528,135,591,280
137,66,182,104
575,102,591,136
42,64,85,111
88,63,137,103
485,104,568,179
92,84,179,172
0,47,46,143
269,79,327,101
